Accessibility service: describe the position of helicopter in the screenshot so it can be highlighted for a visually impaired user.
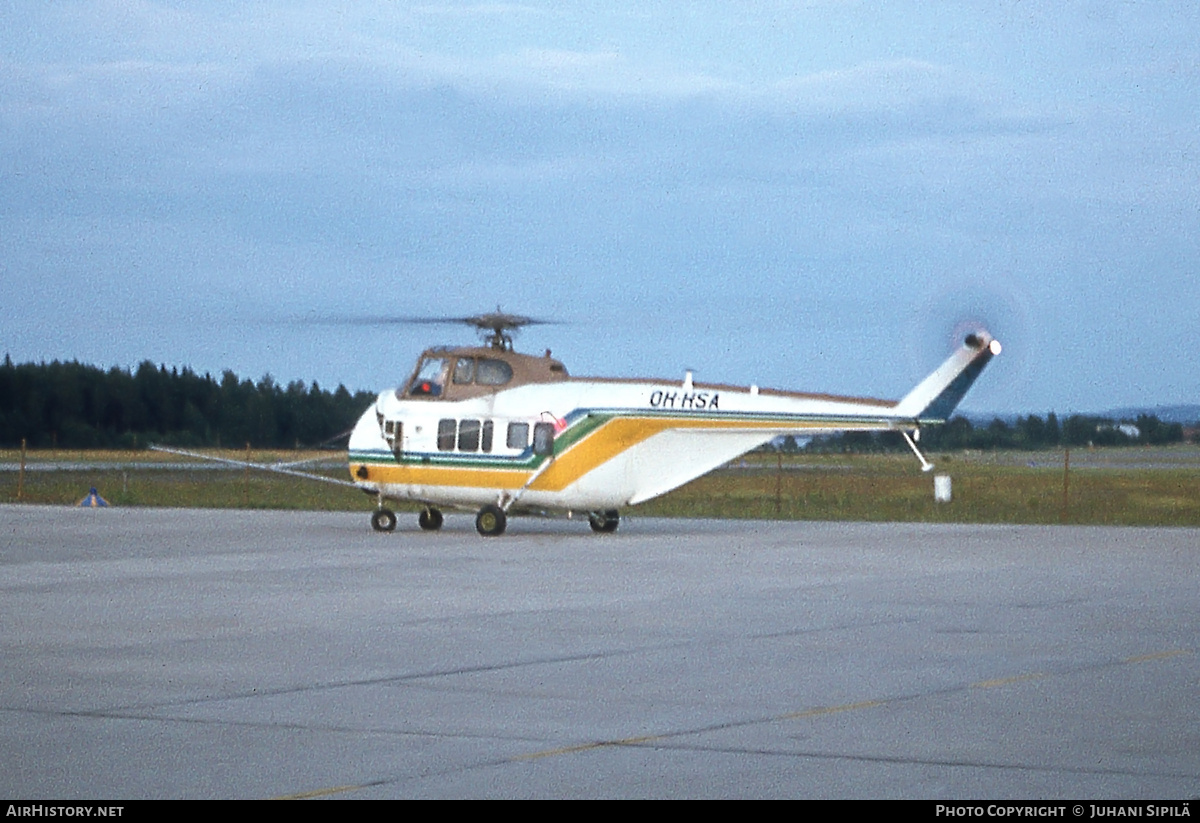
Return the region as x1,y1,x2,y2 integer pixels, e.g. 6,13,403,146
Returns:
339,311,1000,536
153,311,1000,535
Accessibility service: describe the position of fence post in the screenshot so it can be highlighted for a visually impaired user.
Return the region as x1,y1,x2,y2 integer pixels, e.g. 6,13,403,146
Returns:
17,438,26,501
1060,447,1070,523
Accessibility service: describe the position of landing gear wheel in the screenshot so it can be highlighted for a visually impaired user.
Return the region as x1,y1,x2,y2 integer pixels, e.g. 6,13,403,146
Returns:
371,508,397,532
588,510,620,533
418,507,444,531
475,504,507,537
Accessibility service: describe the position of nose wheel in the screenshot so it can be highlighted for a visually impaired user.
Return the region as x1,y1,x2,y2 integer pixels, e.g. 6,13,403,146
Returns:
371,508,397,532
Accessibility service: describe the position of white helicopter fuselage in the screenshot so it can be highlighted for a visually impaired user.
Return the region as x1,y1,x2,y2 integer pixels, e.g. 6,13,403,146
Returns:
347,331,1000,520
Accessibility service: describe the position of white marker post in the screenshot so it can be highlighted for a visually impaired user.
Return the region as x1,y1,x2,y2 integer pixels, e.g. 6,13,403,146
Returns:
934,474,952,503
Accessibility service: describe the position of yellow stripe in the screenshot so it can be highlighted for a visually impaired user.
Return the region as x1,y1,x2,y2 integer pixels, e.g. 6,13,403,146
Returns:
535,415,870,491
272,784,365,800
517,701,885,762
779,700,884,719
356,463,530,490
1124,649,1191,664
513,735,663,761
531,417,663,491
971,672,1046,689
357,415,875,493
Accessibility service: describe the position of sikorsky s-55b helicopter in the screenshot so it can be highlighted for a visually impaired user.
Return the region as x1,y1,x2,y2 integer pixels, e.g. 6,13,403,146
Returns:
155,311,999,536
338,311,999,536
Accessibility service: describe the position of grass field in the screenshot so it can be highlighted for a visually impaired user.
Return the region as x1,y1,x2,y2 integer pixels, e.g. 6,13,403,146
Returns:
638,450,1200,527
3,447,1200,527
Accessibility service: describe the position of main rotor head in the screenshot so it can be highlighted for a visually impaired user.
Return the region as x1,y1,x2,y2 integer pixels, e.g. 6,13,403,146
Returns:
458,310,543,351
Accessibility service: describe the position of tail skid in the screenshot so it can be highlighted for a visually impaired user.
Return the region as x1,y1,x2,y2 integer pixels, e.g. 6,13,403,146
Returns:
894,331,1001,422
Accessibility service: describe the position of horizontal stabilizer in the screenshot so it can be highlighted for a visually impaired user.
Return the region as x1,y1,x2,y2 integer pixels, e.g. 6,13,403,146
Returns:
894,331,1000,421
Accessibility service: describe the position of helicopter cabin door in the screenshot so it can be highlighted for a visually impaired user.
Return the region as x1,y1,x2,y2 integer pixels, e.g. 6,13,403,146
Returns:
382,418,402,458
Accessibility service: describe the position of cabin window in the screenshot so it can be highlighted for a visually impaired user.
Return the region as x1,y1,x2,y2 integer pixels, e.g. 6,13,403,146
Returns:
458,419,481,452
409,357,449,397
482,420,494,453
507,422,529,450
533,422,555,456
437,419,456,451
476,358,513,386
452,358,475,385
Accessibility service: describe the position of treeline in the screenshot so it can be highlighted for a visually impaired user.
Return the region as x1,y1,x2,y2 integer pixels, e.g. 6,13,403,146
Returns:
793,412,1187,454
4,356,1192,453
1,356,377,449
919,413,1185,450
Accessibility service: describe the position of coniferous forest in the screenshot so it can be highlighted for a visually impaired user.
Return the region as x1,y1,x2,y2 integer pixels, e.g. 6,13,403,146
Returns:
1,356,377,449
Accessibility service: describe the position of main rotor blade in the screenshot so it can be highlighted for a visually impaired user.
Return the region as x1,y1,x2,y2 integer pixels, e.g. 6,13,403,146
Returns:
291,314,447,326
293,312,561,329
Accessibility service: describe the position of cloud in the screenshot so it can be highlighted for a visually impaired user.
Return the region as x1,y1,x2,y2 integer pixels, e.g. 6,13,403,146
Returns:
771,59,971,111
3,3,1199,409
490,48,736,97
411,3,547,17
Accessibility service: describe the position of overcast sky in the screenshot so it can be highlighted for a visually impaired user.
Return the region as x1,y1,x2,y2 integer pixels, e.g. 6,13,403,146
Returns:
3,2,1198,414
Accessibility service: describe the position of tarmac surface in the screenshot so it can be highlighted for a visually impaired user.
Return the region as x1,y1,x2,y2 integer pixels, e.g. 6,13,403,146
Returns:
1,505,1197,799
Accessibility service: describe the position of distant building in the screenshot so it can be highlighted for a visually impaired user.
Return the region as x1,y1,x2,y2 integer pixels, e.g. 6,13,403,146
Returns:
1094,422,1140,441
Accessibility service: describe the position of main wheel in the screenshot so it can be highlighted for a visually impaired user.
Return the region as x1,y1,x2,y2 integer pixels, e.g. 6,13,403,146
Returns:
418,507,444,531
475,504,507,537
371,508,397,532
588,509,620,533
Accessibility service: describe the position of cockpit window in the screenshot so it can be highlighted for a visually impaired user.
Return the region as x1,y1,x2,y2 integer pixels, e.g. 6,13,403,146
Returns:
452,358,475,385
408,357,449,396
476,358,513,386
